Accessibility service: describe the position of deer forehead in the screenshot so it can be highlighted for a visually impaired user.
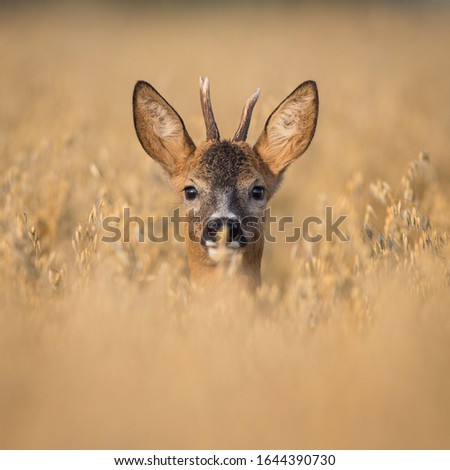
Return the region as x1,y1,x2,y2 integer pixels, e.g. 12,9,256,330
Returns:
185,141,270,189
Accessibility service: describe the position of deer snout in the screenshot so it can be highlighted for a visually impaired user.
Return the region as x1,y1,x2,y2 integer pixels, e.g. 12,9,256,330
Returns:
201,217,247,248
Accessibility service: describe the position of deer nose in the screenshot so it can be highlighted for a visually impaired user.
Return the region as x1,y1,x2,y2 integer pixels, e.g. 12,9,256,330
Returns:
226,218,242,244
202,217,245,246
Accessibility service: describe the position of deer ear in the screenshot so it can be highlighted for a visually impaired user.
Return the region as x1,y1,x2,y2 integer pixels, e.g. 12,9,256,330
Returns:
133,81,196,175
254,81,318,176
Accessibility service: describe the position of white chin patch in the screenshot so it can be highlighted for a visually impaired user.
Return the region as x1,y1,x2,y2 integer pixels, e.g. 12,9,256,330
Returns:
207,244,240,263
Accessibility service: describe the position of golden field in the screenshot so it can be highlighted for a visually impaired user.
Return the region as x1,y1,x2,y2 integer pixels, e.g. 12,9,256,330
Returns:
0,2,449,449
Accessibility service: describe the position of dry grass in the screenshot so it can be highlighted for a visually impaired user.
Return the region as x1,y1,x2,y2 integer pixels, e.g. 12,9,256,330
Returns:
0,3,450,449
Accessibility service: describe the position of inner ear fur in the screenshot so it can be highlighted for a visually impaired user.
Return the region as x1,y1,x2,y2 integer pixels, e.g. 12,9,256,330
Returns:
133,81,196,175
254,81,318,176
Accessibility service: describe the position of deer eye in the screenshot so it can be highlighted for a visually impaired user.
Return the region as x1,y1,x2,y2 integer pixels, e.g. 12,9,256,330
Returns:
184,186,198,201
251,186,265,201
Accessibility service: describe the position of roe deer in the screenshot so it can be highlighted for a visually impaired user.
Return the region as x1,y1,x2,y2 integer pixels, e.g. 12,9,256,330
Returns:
133,78,318,290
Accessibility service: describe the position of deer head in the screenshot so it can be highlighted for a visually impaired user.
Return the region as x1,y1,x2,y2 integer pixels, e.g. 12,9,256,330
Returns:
133,78,318,290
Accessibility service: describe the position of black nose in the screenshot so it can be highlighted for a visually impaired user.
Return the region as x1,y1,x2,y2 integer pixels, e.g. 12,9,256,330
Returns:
202,217,245,245
226,218,242,243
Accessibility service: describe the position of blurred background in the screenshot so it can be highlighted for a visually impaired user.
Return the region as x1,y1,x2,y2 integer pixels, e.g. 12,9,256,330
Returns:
0,0,449,450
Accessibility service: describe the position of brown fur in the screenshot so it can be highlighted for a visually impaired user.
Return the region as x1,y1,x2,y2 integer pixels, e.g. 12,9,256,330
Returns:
133,79,319,290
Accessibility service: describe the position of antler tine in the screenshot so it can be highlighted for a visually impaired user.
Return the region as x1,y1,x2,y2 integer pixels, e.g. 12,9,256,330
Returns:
199,77,220,141
232,88,261,142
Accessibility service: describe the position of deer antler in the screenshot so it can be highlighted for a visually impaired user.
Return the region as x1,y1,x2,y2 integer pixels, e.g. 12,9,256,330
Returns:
199,77,220,141
232,88,261,142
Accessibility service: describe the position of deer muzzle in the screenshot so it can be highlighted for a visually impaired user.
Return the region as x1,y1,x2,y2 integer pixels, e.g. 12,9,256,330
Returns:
201,217,248,249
